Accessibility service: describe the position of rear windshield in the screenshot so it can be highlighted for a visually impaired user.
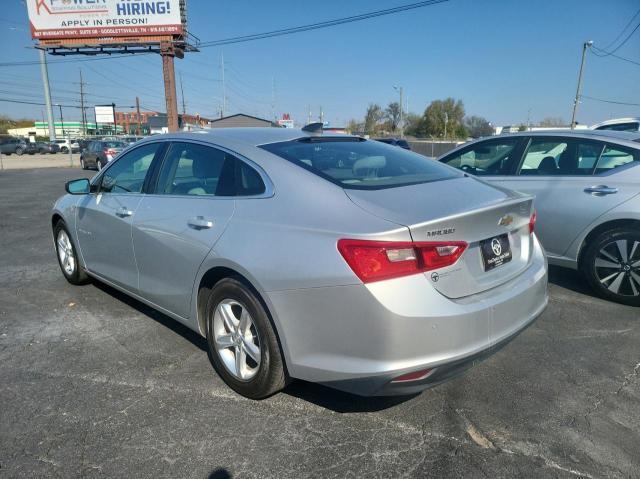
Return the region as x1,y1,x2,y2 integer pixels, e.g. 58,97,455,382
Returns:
260,138,458,189
103,141,126,148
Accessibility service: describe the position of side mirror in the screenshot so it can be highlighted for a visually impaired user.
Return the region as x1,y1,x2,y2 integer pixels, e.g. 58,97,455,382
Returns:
65,178,90,195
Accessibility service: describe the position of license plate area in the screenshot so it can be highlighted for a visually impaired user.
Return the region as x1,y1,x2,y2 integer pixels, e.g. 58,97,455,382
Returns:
480,234,512,271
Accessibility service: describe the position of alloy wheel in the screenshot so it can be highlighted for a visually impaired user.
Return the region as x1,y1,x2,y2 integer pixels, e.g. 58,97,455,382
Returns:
56,229,76,276
594,239,640,297
212,299,261,381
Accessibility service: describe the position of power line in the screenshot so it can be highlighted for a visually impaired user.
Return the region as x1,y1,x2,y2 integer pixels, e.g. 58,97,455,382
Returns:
0,51,154,68
591,20,640,57
600,6,640,52
582,95,640,107
590,45,640,67
198,0,449,48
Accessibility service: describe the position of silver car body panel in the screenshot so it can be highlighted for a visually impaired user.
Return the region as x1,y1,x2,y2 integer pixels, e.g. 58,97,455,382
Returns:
439,130,640,270
53,128,548,395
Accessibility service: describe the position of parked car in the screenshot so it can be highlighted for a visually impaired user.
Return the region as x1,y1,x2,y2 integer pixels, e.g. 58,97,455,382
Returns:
374,137,411,150
35,141,61,154
438,129,640,305
52,139,81,154
21,142,41,155
79,140,127,170
0,137,27,155
122,136,144,144
52,128,547,399
592,117,640,133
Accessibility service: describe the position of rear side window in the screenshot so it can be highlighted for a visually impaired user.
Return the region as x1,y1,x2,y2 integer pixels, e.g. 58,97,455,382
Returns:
595,122,639,132
519,138,602,175
155,142,266,197
261,138,457,189
440,138,520,176
595,145,639,174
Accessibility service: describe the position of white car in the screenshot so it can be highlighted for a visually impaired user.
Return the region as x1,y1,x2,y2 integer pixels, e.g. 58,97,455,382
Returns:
52,139,80,154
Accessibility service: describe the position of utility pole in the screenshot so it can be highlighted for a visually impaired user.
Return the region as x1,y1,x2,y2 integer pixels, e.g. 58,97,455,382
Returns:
271,76,276,121
136,96,142,136
307,105,312,125
79,68,87,137
443,111,448,139
179,72,187,115
160,41,181,132
571,40,593,129
319,106,324,124
394,85,404,138
39,49,56,141
221,51,226,118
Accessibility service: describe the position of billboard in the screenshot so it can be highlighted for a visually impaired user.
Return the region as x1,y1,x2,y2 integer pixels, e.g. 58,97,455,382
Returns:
94,105,115,124
26,0,184,41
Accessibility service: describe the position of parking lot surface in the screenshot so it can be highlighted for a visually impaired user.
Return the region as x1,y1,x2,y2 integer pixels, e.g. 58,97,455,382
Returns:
1,168,639,479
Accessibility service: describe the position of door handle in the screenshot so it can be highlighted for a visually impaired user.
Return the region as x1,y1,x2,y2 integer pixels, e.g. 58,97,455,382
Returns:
188,216,214,230
584,185,618,196
115,206,133,217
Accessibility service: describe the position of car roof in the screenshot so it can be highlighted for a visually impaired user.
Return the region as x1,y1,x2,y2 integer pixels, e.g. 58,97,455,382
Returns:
137,127,357,148
591,117,640,128
479,129,640,144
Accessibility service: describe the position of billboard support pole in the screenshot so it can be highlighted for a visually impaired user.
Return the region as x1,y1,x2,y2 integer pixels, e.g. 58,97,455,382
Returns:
39,49,56,141
161,41,180,133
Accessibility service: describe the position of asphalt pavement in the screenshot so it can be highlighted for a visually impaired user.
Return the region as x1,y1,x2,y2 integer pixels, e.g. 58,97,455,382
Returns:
1,168,638,478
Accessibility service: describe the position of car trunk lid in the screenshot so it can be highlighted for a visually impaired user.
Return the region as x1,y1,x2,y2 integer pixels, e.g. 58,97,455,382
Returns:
345,176,535,298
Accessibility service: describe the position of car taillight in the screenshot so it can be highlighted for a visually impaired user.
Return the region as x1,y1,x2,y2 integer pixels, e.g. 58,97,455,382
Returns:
529,210,537,235
337,239,467,283
104,148,117,156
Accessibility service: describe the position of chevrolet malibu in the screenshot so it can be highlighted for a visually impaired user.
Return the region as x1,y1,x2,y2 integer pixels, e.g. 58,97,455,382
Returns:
52,127,548,399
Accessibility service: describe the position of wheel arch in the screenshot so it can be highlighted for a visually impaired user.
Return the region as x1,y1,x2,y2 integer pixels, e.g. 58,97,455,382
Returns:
577,218,640,268
194,264,291,376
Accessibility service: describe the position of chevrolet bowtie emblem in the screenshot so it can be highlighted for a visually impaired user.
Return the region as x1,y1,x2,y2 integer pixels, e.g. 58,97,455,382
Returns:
498,214,514,227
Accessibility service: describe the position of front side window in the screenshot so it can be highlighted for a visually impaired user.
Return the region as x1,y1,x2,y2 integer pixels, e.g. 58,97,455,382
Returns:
519,138,602,175
595,144,639,174
100,143,161,194
261,138,458,189
439,138,520,176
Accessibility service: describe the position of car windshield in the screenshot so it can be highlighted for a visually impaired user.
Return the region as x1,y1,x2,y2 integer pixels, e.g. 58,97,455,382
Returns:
260,138,459,189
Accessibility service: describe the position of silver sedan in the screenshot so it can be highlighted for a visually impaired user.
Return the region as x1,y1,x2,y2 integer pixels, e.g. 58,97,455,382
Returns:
52,127,548,398
439,130,640,306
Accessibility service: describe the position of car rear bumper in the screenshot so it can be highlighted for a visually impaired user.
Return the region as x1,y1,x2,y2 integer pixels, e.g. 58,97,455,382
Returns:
266,236,548,396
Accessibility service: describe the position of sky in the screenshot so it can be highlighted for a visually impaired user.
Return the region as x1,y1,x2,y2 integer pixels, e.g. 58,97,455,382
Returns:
0,0,638,128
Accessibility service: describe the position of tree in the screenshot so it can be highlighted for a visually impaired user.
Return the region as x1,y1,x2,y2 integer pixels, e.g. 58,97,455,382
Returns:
464,115,493,138
403,113,422,137
364,103,384,135
346,118,364,135
0,115,35,134
385,102,401,132
539,116,566,128
422,98,466,139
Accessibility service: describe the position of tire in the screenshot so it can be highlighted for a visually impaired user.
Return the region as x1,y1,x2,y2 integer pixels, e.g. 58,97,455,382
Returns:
53,221,90,285
582,227,640,306
15,147,23,156
205,278,288,399
80,158,86,170
61,147,69,154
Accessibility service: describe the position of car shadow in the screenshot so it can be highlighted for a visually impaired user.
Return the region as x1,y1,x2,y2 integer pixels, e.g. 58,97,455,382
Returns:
92,280,418,412
283,380,418,413
92,280,208,352
547,265,594,297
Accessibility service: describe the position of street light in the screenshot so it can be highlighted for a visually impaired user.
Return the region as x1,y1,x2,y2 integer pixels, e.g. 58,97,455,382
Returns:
443,112,449,139
54,104,64,138
393,85,404,138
